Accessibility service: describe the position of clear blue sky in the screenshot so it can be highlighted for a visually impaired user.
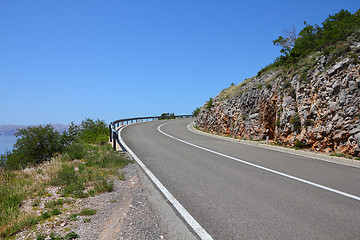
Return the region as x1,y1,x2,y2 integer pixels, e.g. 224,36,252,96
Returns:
1,1,358,125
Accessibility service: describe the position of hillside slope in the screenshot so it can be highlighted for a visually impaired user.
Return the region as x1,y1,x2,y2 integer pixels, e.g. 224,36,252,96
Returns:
196,37,360,157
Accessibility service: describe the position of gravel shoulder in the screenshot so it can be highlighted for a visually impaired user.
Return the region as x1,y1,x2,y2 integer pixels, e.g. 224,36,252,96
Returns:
16,159,197,240
16,163,165,239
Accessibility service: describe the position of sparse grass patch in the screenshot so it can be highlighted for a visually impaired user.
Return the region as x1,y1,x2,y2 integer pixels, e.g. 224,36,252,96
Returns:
36,233,46,240
88,189,96,197
94,179,114,193
45,199,64,208
68,214,78,221
31,199,41,207
65,231,80,239
294,140,305,149
118,171,125,180
330,152,353,159
50,208,62,216
78,208,97,216
41,211,51,220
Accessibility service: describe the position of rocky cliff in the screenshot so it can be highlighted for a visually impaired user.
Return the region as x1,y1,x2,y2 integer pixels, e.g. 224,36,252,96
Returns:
196,39,360,157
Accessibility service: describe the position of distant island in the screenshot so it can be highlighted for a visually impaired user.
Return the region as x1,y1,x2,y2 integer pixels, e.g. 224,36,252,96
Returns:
0,124,70,135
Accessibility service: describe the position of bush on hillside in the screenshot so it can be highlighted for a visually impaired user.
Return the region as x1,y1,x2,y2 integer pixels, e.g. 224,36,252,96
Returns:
290,113,301,132
4,125,65,169
0,118,109,170
205,98,213,109
159,113,176,120
77,118,109,144
192,107,201,116
259,9,360,75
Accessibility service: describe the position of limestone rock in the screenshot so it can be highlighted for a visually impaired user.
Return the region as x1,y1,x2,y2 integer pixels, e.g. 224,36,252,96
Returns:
196,50,360,157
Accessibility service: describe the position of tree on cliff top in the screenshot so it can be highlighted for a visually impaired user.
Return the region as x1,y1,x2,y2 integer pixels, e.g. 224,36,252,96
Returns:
271,9,360,67
273,26,298,56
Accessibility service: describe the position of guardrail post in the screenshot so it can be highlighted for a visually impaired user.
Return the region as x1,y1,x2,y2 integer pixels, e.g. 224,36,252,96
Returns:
112,131,117,151
109,124,112,142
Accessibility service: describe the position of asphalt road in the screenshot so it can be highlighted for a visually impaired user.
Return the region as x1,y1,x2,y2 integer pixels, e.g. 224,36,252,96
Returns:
121,118,360,239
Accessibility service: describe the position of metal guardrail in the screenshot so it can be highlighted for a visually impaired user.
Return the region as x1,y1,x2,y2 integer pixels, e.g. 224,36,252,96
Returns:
109,115,193,151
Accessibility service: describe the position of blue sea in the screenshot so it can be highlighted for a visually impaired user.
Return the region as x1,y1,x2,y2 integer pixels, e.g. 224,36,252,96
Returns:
0,135,17,155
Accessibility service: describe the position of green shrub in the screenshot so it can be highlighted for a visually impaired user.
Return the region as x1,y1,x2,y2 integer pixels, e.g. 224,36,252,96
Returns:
36,233,46,240
67,214,78,221
65,231,79,239
78,118,109,144
192,107,201,116
78,208,97,216
41,211,51,220
51,165,79,186
50,165,86,198
49,232,63,240
259,9,360,76
330,152,346,158
84,145,129,169
45,199,63,208
4,125,64,170
65,143,86,160
290,113,301,131
94,179,114,193
159,113,176,120
88,189,96,197
50,208,62,216
294,140,305,149
205,98,213,109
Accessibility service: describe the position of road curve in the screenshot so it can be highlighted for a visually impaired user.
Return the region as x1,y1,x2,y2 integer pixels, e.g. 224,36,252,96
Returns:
120,118,360,239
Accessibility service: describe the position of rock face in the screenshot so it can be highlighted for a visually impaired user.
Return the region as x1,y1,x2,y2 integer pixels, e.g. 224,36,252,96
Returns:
196,44,360,157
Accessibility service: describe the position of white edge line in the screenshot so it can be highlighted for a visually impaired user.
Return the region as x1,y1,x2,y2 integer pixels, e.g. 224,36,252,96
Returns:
187,122,360,169
118,125,213,240
158,122,360,202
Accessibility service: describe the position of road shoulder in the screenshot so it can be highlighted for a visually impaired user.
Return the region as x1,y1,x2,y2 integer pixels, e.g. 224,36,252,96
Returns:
188,123,360,169
136,164,198,240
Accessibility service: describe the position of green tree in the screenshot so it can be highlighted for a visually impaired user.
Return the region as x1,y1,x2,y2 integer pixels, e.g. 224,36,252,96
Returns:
159,113,176,120
192,107,201,116
269,9,360,70
78,118,109,144
5,125,64,169
205,98,213,109
273,26,298,56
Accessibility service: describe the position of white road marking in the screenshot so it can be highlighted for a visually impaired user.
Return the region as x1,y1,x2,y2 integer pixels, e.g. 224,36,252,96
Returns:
187,122,360,169
158,122,360,202
118,126,213,240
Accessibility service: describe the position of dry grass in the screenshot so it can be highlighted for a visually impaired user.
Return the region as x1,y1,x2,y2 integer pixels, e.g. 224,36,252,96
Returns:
0,143,130,238
0,157,64,237
217,78,254,101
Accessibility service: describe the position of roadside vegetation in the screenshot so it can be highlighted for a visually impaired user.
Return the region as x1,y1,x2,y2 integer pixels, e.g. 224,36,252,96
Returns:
158,112,176,120
192,107,200,116
214,9,360,101
257,9,360,77
0,118,131,238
